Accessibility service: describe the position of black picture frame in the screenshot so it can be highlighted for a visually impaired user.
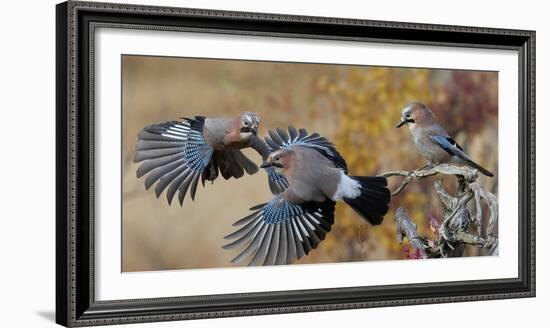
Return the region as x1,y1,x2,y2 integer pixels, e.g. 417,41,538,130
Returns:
56,1,536,326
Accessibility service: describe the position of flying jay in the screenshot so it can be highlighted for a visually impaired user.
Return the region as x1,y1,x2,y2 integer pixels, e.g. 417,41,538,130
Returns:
396,102,494,177
223,127,391,266
134,112,288,206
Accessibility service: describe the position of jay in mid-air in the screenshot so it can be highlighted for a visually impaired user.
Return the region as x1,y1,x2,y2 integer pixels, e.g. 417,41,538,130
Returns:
134,112,287,206
396,102,494,177
223,127,391,266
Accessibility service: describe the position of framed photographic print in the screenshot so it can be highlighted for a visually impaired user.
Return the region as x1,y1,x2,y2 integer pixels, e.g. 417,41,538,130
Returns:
56,1,535,326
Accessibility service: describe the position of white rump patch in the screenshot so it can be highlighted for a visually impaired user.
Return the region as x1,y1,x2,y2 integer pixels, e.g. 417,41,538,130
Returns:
331,172,361,201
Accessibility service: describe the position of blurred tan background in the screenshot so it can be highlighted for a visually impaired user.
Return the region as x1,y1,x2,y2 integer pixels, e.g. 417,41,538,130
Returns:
122,55,498,272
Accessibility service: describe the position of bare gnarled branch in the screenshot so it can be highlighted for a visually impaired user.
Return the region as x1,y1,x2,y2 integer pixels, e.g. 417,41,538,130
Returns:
383,164,498,258
381,164,478,196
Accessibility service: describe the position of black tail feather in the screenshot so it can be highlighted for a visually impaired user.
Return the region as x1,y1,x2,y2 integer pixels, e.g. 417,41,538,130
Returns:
343,176,391,225
463,158,494,177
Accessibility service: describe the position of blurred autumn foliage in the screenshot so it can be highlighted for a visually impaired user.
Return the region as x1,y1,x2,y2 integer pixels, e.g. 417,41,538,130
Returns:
122,56,498,271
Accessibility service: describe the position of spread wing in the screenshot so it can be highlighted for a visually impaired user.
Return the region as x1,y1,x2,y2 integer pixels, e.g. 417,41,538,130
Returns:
223,194,335,266
134,117,214,206
135,117,260,206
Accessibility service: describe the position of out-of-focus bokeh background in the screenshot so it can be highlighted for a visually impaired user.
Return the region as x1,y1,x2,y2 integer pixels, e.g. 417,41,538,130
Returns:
122,55,498,272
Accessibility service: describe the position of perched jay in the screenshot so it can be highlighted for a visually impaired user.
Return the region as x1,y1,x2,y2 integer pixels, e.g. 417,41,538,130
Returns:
223,127,391,266
134,112,287,206
396,102,494,177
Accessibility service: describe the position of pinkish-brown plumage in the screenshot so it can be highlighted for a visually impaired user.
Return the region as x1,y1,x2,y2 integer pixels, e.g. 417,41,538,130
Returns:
397,102,494,176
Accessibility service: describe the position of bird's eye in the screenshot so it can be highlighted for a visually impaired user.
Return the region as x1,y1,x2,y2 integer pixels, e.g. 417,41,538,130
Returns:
405,112,411,117
244,121,249,126
274,156,280,161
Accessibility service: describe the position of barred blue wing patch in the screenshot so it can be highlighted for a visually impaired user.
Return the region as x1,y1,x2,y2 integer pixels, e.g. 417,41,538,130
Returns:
185,128,214,171
249,134,289,194
134,117,213,205
263,197,304,224
265,166,289,194
223,195,335,266
265,126,348,172
429,134,493,177
430,135,466,158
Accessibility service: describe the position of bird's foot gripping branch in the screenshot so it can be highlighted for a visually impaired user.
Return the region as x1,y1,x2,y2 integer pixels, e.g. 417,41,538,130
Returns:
382,164,498,258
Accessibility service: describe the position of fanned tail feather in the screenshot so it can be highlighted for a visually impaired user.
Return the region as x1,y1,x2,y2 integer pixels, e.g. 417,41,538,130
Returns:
343,176,390,225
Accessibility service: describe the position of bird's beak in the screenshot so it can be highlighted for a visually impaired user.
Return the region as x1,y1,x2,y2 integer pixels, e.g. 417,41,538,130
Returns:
240,127,256,135
396,118,414,128
260,161,271,168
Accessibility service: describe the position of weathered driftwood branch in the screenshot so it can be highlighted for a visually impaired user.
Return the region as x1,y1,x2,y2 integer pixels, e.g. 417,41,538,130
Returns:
384,164,498,258
381,164,477,196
